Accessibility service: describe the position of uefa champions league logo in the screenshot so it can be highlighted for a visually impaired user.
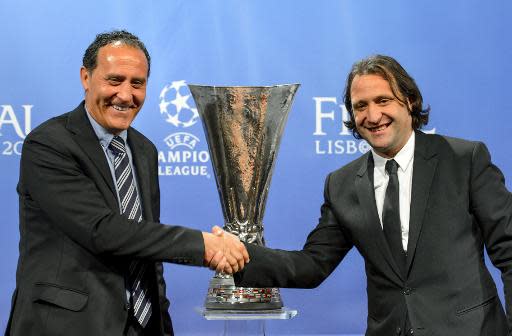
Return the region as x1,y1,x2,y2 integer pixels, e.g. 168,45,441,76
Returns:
157,80,210,177
159,80,201,150
159,80,199,128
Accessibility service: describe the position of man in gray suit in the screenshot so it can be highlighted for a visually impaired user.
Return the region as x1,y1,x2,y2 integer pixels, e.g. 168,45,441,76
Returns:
221,55,512,335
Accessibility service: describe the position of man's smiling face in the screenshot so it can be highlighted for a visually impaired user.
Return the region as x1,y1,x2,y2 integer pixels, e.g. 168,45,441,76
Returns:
351,74,413,158
80,42,148,135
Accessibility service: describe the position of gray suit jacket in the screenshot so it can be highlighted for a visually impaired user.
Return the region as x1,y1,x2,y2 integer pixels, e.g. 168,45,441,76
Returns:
6,102,205,336
236,131,512,336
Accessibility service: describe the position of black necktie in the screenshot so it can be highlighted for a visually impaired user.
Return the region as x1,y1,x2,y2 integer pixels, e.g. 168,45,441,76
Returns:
383,159,406,273
109,136,152,328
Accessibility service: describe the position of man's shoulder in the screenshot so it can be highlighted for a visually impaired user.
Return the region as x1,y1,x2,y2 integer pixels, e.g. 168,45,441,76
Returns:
417,131,481,157
328,152,370,180
421,131,473,145
26,110,73,142
20,107,81,163
325,132,483,179
27,102,89,139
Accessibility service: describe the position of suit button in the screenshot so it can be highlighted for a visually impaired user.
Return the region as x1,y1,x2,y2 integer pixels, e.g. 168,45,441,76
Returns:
396,326,402,335
408,329,414,335
403,287,411,295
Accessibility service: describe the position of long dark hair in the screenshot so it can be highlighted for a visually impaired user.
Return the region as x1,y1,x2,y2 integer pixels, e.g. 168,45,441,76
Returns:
343,55,430,139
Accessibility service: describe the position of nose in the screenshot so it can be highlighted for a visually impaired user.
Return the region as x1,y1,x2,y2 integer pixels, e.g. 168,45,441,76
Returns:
366,103,382,124
115,82,134,103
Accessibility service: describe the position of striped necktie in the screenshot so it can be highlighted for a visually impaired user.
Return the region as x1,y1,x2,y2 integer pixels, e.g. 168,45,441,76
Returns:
109,136,152,328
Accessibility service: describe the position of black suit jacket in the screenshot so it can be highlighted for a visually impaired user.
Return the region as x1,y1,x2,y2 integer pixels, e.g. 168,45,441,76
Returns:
236,131,512,336
6,102,205,336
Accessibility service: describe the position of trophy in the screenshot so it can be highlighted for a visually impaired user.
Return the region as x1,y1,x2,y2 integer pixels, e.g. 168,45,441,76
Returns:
189,84,299,310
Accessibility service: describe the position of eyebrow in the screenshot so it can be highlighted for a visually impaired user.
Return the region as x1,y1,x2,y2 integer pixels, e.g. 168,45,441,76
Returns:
352,94,395,105
105,74,146,83
351,100,365,107
374,95,394,101
131,77,146,83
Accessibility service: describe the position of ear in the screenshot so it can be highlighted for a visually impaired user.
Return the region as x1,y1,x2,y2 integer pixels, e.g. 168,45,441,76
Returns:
407,98,413,112
80,67,90,91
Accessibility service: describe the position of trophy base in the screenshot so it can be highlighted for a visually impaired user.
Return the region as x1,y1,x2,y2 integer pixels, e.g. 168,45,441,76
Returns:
205,274,282,310
196,306,298,319
205,301,283,310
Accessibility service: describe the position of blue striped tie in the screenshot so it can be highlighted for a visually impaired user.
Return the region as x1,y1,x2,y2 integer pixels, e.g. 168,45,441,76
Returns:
109,136,152,328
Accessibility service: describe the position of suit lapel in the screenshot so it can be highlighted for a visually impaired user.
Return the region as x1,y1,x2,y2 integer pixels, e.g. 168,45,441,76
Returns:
128,130,153,222
406,131,438,274
66,102,117,197
355,153,404,281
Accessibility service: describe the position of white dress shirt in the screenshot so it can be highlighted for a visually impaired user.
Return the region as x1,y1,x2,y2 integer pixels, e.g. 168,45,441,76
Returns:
371,131,415,251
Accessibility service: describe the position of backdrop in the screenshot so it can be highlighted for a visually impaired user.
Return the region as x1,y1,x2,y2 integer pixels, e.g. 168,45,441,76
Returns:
1,1,511,335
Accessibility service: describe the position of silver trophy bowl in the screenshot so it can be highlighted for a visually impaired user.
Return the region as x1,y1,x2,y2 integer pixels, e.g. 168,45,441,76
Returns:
189,84,299,310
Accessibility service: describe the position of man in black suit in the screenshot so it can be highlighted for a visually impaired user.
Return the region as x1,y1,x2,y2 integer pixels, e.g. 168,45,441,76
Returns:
227,55,512,335
6,30,248,336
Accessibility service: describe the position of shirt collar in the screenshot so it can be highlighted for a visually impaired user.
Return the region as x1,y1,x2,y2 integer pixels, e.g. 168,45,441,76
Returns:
85,104,128,149
371,131,415,173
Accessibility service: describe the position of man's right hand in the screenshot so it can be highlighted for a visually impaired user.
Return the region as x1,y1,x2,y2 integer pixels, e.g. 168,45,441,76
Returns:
202,226,250,274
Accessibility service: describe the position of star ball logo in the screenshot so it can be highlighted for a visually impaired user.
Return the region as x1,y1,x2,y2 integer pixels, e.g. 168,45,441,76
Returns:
0,104,33,156
157,80,210,178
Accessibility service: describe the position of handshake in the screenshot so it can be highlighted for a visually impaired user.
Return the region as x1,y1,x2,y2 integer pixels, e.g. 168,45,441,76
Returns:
202,226,250,274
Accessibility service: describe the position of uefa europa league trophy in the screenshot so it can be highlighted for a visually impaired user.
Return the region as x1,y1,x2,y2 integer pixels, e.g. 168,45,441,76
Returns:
189,84,299,310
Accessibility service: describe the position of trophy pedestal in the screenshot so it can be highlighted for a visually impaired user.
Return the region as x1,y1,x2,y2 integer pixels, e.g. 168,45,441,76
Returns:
196,307,298,336
205,274,282,310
